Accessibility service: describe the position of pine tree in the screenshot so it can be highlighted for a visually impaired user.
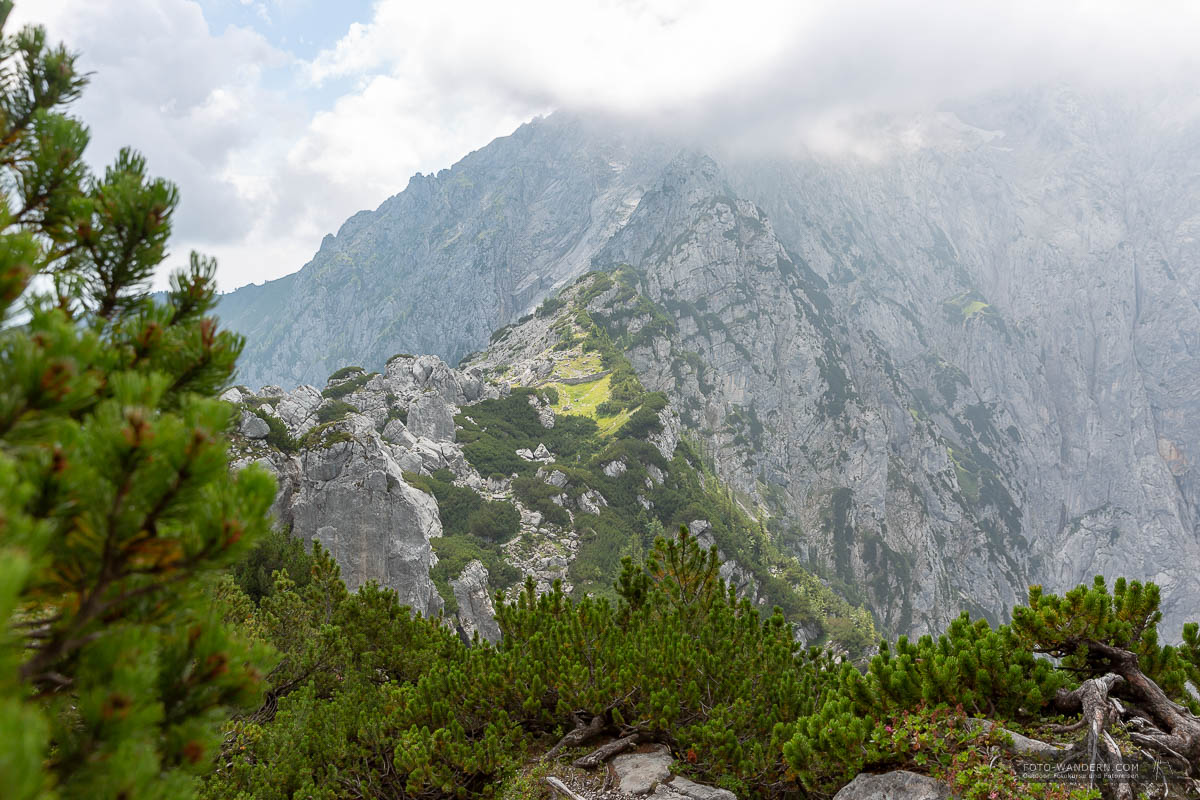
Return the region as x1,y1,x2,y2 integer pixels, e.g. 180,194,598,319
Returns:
0,4,276,797
1012,577,1200,783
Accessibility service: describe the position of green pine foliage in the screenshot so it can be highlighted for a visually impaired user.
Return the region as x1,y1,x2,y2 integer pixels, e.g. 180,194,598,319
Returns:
320,371,376,399
230,527,313,603
206,528,845,799
0,5,275,797
868,613,1069,718
1013,576,1200,715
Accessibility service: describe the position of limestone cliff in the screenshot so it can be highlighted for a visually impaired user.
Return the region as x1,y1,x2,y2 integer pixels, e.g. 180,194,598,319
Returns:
220,94,1200,637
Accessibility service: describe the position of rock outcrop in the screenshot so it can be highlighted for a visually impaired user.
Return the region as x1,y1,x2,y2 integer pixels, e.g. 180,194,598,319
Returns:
450,560,501,644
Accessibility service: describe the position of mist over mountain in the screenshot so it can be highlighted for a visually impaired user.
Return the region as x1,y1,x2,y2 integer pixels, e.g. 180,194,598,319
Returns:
215,86,1200,639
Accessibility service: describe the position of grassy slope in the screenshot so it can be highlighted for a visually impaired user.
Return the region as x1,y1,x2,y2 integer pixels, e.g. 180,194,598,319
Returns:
449,274,877,653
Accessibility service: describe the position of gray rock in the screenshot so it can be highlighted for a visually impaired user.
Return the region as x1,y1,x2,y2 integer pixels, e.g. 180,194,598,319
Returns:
603,459,628,477
542,469,569,488
450,560,501,644
648,407,681,460
381,418,416,447
963,718,1065,759
528,393,555,428
533,443,552,461
238,411,270,439
653,776,737,800
612,745,673,795
832,771,949,800
407,394,456,442
274,415,443,617
274,385,323,433
577,489,607,515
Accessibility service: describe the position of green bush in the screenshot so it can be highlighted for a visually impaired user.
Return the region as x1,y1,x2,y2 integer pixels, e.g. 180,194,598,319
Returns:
322,372,375,399
327,365,365,381
250,406,299,453
467,501,521,543
315,399,357,423
231,526,313,602
535,295,566,318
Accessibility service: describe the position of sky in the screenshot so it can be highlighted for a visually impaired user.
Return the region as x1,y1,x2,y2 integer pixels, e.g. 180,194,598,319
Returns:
10,0,1199,292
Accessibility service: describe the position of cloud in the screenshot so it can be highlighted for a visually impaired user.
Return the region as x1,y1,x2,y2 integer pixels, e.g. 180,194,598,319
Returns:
9,0,308,285
9,0,1200,290
308,0,1200,158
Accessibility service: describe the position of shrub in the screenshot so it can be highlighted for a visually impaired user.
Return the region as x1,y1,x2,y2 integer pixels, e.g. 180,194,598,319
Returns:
327,365,365,381
322,371,375,399
316,399,357,423
250,407,299,453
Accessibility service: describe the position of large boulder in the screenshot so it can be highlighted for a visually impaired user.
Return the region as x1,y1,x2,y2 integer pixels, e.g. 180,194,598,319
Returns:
450,560,501,644
652,776,736,799
612,745,673,794
832,771,950,800
276,414,444,617
407,393,456,442
238,410,270,439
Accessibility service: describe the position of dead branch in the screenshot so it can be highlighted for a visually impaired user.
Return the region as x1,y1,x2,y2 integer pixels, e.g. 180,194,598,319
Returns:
545,714,607,761
545,777,588,800
572,733,640,770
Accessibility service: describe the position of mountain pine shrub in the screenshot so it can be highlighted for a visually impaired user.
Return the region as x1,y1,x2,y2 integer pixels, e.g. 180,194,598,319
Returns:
0,4,276,796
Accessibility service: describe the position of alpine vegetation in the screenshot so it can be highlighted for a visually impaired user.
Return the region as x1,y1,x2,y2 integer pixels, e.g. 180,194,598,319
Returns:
2,4,1200,800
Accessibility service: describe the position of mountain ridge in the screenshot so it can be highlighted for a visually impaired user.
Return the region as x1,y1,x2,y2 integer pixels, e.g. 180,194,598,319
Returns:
218,97,1200,638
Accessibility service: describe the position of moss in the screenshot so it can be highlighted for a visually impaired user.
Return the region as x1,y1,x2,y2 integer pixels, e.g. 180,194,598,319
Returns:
614,392,668,440
247,407,299,453
534,295,566,318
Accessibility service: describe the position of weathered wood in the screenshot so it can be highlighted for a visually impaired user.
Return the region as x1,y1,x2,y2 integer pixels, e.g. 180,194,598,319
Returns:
1055,673,1133,800
545,714,607,761
571,733,640,770
1067,641,1200,776
545,776,588,800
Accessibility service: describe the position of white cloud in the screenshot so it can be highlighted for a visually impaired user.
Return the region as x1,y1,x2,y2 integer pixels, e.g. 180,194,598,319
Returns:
9,0,1200,290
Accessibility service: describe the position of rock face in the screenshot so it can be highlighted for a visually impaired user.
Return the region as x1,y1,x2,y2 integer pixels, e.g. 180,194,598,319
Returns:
227,355,510,618
450,560,501,644
219,115,674,388
221,94,1200,638
276,414,445,617
832,771,950,800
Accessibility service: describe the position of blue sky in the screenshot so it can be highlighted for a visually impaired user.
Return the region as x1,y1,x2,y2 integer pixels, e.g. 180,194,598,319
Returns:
9,0,1197,291
197,0,374,59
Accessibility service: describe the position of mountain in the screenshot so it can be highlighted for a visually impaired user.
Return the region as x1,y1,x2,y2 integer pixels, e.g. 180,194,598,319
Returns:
219,115,674,389
219,90,1200,637
226,280,875,652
